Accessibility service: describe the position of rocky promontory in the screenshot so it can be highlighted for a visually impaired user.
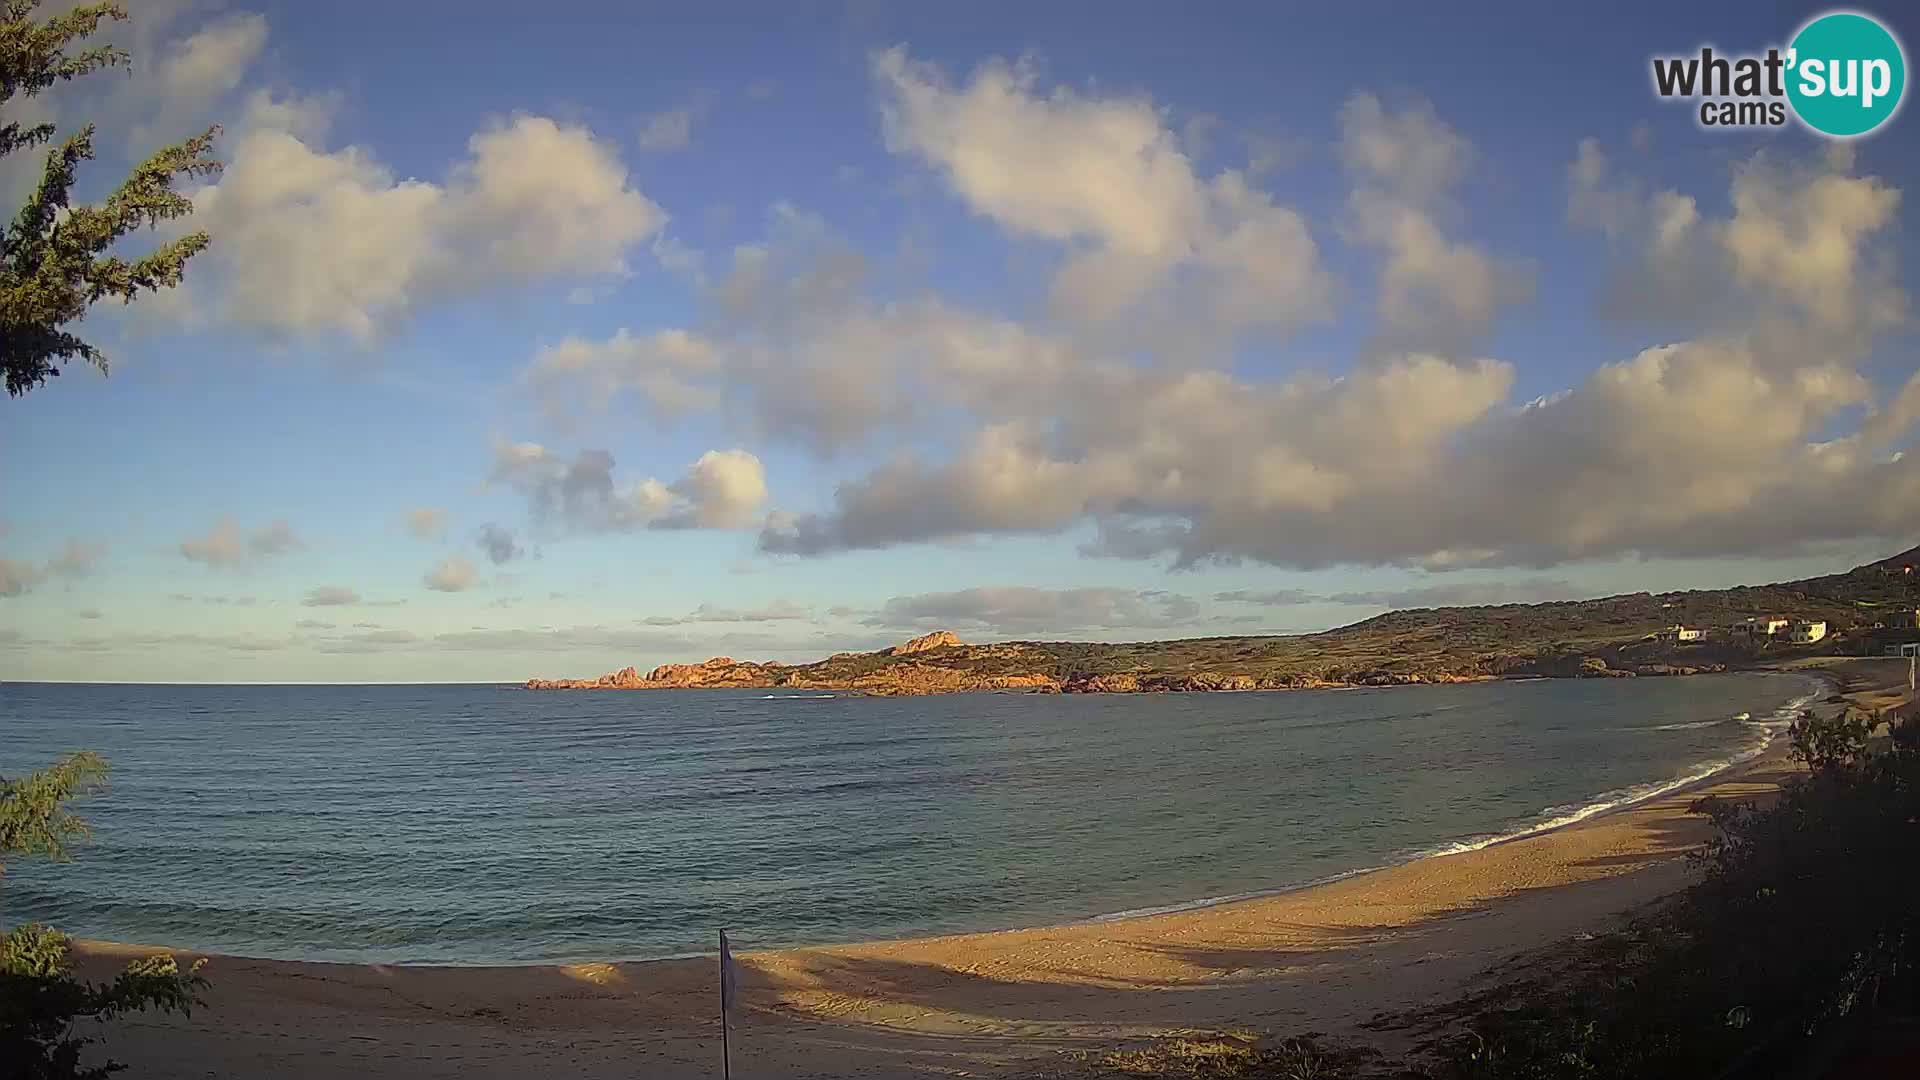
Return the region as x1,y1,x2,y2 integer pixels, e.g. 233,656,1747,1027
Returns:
519,545,1919,697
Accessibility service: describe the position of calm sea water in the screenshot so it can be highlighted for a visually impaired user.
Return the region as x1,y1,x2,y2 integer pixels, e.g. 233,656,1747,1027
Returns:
0,674,1815,965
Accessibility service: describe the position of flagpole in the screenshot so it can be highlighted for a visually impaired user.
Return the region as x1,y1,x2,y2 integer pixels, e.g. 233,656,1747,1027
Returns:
720,930,732,1080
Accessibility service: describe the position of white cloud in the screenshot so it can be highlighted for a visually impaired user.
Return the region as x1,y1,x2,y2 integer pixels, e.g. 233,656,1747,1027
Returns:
762,354,1516,562
423,555,478,593
669,450,768,528
172,106,666,341
744,112,1914,571
491,444,767,533
1568,139,1902,339
130,11,268,150
301,585,360,607
1337,93,1470,202
179,518,300,568
871,47,1332,344
1338,94,1525,351
527,328,720,419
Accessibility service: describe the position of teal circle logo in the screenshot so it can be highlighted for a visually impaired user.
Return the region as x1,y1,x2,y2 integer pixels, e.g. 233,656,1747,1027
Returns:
1787,11,1906,137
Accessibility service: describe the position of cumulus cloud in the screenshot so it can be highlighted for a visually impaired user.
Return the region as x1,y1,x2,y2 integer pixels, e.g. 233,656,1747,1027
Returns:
475,523,524,565
423,555,478,593
752,132,1915,571
526,328,719,420
1338,93,1527,352
179,519,301,568
169,102,666,341
865,587,1206,636
762,354,1516,561
405,508,448,541
301,585,360,607
128,11,268,150
1569,141,1902,339
871,47,1332,346
492,444,767,533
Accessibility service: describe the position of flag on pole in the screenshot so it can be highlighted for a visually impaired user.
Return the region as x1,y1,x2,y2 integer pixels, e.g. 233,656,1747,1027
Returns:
719,930,739,1014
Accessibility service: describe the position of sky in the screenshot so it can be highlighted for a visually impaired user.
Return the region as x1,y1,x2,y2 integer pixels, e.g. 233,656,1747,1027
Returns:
3,0,1917,683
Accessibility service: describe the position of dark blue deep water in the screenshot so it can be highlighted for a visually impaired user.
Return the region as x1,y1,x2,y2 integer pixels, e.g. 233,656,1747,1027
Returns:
0,674,1815,964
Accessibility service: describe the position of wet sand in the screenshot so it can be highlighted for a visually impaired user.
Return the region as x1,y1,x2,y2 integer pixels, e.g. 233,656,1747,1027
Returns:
70,660,1909,1079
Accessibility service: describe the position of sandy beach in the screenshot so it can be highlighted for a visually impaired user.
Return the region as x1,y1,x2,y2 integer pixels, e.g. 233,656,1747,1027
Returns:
68,660,1910,1079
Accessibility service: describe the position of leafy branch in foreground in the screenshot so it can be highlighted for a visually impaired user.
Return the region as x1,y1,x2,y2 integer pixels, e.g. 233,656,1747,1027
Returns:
3,753,210,1078
2,0,222,397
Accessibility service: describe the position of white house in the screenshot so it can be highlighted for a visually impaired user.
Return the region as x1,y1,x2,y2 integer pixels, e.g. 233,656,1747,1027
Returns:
1675,627,1706,642
1789,620,1828,644
1737,617,1791,637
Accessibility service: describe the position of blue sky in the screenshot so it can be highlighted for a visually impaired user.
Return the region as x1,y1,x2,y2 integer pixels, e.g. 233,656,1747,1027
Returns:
3,0,1916,682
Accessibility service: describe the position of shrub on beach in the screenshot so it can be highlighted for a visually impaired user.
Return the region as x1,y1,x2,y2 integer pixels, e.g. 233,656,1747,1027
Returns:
1,753,209,1079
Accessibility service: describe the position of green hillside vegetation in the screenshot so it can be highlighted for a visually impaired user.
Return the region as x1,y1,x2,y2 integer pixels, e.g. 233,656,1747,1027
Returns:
774,547,1920,692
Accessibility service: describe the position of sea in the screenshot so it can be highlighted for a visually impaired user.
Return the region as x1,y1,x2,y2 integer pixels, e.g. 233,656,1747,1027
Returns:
0,673,1818,965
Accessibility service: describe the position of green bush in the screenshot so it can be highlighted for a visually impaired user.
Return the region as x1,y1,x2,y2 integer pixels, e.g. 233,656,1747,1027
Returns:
2,754,209,1079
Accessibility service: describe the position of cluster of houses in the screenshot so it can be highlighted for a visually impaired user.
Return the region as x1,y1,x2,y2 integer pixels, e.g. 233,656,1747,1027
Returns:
1647,602,1920,659
1656,617,1829,645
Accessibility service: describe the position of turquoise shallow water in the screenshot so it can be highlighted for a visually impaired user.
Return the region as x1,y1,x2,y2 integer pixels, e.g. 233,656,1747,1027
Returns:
0,673,1815,964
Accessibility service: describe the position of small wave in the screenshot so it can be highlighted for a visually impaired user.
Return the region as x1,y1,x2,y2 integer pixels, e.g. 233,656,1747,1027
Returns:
1424,682,1820,859
1623,686,1820,733
758,694,837,700
1638,718,1732,731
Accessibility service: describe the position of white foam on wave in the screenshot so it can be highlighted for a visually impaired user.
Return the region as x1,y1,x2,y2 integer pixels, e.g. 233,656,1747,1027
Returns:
1638,718,1731,731
758,693,837,700
1416,681,1820,858
1081,677,1824,925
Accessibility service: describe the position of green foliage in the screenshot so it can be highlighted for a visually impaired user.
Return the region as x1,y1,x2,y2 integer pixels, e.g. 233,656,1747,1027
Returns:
1,0,221,397
1788,707,1873,770
2,754,208,1078
1061,1033,1380,1079
0,751,105,871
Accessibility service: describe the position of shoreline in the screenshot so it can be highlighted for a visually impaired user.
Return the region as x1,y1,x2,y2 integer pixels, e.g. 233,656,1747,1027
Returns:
66,671,1819,972
71,743,1807,1079
63,662,1908,1078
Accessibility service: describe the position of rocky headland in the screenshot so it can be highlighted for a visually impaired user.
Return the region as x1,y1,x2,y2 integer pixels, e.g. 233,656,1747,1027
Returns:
525,546,1919,697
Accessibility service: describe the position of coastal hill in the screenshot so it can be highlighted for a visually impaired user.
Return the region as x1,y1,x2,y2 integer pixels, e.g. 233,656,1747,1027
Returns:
526,547,1920,695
